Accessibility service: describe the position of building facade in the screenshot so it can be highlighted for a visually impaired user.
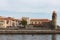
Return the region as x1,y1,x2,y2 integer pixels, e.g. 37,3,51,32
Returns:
30,19,51,25
0,11,56,29
0,16,21,28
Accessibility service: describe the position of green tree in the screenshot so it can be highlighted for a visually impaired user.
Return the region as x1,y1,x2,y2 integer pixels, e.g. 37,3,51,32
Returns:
21,19,27,28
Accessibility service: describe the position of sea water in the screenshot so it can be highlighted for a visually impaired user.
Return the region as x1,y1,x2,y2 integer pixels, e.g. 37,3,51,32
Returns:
0,34,59,40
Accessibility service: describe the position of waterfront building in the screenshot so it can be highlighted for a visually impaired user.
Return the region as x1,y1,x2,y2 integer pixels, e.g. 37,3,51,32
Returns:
30,19,51,25
0,10,57,29
0,16,51,28
0,16,7,28
6,17,17,27
0,16,21,28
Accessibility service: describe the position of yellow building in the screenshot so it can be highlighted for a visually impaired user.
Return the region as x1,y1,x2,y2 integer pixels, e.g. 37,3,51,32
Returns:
0,16,20,28
0,16,7,28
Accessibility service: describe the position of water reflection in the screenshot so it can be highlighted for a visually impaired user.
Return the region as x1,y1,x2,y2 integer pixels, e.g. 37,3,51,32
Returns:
56,34,60,40
0,34,52,40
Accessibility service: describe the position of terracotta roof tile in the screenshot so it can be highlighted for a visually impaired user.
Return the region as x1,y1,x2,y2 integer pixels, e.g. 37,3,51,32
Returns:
30,19,51,22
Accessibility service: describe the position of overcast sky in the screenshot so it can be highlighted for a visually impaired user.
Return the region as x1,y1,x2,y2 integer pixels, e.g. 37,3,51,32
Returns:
0,0,60,25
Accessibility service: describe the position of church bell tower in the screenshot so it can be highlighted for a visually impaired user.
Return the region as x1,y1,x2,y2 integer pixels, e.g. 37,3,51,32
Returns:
52,10,57,29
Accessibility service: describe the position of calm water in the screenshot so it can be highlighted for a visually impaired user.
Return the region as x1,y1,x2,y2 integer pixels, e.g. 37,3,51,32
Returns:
0,34,59,40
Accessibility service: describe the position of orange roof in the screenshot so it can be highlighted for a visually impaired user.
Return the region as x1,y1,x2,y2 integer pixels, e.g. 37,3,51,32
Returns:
5,17,14,21
0,17,17,21
30,19,51,22
0,16,21,21
0,16,6,20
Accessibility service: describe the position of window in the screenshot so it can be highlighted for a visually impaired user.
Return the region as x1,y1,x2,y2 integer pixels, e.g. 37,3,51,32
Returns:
12,22,15,26
35,22,37,24
39,22,42,24
31,22,33,24
39,22,40,24
7,20,9,24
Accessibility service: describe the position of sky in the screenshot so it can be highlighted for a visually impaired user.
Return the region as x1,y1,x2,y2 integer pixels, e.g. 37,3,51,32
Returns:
0,0,60,25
